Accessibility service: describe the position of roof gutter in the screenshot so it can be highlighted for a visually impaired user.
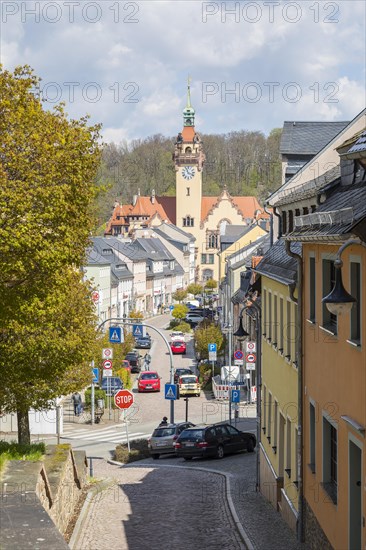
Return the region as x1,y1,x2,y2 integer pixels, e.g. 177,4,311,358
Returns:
264,204,274,247
284,239,304,543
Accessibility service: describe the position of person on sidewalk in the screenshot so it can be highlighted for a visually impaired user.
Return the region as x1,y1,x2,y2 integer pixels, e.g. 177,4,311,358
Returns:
72,392,82,416
144,353,151,371
159,416,168,426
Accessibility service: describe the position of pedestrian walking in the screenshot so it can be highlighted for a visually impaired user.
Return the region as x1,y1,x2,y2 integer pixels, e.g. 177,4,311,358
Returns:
72,392,82,416
144,353,151,371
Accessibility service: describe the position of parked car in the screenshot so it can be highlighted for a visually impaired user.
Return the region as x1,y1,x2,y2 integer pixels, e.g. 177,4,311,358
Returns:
135,336,152,349
170,331,186,342
178,374,201,396
174,367,194,384
101,377,124,396
125,352,142,373
170,340,187,355
174,423,256,460
137,371,161,392
148,422,195,459
185,313,205,325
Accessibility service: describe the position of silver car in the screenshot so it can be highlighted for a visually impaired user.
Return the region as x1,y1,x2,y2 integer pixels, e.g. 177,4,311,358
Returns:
148,422,195,459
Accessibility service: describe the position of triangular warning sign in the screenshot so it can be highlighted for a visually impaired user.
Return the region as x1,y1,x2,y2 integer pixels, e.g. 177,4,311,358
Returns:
166,387,175,398
110,330,120,341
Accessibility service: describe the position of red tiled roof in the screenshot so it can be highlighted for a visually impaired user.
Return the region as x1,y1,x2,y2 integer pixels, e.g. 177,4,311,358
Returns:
182,126,195,141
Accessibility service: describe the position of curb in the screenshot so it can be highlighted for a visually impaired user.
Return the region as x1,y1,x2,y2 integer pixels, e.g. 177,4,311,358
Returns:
107,458,254,550
68,479,114,550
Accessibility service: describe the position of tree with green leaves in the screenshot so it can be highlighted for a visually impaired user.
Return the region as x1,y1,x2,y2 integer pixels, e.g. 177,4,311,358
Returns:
204,279,218,291
194,322,224,361
171,304,188,320
186,283,203,296
0,66,102,443
172,289,188,303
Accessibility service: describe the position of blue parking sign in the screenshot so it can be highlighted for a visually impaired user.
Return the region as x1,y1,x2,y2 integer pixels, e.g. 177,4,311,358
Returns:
208,343,217,352
231,389,240,403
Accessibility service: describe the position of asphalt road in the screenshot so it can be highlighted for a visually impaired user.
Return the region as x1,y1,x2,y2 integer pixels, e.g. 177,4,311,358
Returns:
52,314,256,460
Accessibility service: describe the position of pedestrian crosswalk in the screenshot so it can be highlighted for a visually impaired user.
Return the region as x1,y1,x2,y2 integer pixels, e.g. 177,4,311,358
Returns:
61,425,151,444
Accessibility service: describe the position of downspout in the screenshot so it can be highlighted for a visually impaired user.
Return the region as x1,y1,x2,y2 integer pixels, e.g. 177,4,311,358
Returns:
273,206,283,240
264,204,274,247
285,239,304,543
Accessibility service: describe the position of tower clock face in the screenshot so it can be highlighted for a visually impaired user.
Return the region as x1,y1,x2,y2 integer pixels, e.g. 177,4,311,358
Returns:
182,166,195,180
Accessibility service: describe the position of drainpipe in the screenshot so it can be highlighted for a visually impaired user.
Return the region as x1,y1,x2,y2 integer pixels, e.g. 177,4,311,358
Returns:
264,204,273,247
273,206,283,240
285,239,304,543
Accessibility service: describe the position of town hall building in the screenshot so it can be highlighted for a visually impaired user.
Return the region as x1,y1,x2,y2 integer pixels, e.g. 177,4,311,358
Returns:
105,84,268,282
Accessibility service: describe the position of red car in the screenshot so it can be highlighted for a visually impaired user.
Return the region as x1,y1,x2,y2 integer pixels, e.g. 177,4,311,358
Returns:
137,371,161,392
170,340,187,355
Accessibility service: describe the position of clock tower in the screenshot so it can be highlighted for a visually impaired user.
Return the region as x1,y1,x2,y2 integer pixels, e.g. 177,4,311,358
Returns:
174,80,205,240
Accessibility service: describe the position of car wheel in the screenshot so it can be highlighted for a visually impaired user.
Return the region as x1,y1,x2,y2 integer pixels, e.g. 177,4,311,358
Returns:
216,445,224,459
184,456,193,461
152,454,159,460
247,438,255,453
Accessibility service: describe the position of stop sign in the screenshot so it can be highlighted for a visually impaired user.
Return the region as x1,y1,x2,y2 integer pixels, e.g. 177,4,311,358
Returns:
114,389,134,410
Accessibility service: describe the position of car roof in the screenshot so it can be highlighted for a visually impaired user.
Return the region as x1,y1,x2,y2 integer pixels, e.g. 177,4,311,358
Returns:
139,370,158,375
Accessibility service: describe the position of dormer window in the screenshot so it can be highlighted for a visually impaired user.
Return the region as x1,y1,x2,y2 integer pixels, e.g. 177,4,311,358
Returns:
102,249,112,255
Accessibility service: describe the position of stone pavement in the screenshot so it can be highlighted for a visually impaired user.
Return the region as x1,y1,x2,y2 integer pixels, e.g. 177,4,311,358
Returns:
71,451,309,550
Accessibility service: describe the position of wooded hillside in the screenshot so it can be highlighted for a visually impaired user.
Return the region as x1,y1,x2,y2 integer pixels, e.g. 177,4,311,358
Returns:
95,128,282,226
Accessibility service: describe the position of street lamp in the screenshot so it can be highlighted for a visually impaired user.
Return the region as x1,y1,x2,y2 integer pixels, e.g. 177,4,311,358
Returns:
322,238,366,315
233,316,250,339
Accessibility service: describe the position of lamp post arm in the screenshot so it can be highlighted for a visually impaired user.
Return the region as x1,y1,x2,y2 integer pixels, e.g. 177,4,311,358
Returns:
335,238,366,266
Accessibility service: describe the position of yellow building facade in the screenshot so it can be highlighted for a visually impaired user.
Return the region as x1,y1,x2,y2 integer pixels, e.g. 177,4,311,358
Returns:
253,239,301,531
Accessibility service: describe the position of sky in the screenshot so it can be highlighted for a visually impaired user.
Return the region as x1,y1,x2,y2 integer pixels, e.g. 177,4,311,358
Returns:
2,0,366,143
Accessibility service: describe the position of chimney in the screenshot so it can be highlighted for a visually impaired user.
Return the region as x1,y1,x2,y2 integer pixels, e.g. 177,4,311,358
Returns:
151,189,155,204
133,195,137,206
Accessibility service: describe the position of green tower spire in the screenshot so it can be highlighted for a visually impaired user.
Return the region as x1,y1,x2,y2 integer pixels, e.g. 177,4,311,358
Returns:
183,76,195,127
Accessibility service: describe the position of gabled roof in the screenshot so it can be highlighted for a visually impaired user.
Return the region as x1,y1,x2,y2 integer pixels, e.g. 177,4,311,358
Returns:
89,238,133,279
253,238,302,285
280,121,349,155
153,222,195,244
201,192,266,223
134,237,175,261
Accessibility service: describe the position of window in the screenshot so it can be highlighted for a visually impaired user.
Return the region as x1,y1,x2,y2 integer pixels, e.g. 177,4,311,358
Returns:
263,289,267,337
201,254,214,264
309,402,316,473
186,187,190,196
285,419,292,477
267,393,272,442
322,417,338,504
273,401,278,451
285,301,291,359
183,216,194,227
322,259,337,334
262,385,267,434
268,291,272,341
207,232,218,249
279,298,284,352
288,210,294,232
282,211,287,234
350,261,361,345
273,295,278,346
309,256,316,322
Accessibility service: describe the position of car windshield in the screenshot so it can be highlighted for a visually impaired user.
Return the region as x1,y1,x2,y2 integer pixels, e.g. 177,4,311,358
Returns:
180,429,204,439
152,428,175,437
180,376,196,384
173,342,184,347
176,369,191,375
141,373,158,380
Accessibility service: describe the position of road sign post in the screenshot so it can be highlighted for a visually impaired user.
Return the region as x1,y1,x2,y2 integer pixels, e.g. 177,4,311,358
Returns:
114,389,134,452
208,343,217,383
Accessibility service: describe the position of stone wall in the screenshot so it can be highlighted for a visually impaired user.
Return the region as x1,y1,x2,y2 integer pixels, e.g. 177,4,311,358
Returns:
304,498,333,550
39,444,87,535
1,444,87,544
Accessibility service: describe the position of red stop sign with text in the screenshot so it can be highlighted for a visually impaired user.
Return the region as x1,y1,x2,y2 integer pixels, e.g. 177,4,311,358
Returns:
114,389,134,410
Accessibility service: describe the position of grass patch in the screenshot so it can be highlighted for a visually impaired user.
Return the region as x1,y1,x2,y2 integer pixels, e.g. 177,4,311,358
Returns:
0,441,45,474
114,438,150,463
